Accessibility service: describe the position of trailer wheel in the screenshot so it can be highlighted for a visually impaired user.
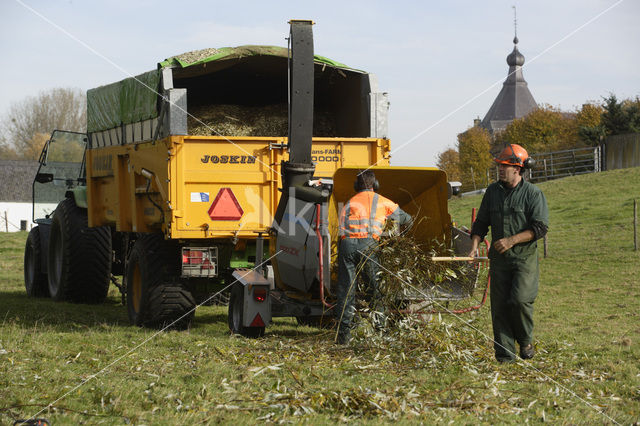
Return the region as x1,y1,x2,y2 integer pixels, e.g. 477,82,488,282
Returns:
228,283,264,337
126,234,194,329
47,197,111,303
24,227,49,297
127,254,148,326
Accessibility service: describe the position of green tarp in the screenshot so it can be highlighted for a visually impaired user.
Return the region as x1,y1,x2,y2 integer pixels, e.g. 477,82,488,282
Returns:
158,45,352,70
87,46,356,133
87,70,161,133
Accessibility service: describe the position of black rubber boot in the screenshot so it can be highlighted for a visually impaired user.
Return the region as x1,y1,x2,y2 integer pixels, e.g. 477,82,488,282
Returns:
520,343,535,359
336,332,351,345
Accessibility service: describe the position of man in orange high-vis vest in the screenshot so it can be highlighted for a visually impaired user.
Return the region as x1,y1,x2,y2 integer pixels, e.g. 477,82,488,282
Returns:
335,170,411,345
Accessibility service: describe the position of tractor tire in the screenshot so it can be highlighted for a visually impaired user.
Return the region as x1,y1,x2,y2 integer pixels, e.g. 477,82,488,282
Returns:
47,197,111,303
228,283,264,338
126,234,194,330
147,283,196,330
24,227,49,297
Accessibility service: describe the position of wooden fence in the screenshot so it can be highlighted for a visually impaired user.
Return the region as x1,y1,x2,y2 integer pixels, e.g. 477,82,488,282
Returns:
602,133,640,170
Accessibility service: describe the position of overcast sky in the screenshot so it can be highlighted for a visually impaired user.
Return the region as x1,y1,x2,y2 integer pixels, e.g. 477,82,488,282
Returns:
1,0,638,166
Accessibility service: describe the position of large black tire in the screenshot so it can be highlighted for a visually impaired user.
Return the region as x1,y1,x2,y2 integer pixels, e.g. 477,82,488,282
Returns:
24,227,49,297
228,283,264,338
147,282,196,329
126,234,195,330
47,198,111,303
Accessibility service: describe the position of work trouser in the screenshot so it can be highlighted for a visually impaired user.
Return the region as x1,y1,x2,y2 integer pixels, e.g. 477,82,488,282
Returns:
335,237,379,338
489,255,539,361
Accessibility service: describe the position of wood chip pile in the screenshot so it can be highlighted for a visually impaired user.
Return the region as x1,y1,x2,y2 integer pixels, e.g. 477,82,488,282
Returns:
167,48,221,65
187,104,337,137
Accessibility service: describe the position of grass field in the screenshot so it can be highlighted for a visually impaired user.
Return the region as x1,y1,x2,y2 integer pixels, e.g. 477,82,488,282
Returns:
1,167,639,424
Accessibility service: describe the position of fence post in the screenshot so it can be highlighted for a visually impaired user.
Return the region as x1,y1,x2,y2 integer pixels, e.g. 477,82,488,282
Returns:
4,211,7,233
600,138,606,171
470,167,476,190
634,199,638,251
572,150,577,175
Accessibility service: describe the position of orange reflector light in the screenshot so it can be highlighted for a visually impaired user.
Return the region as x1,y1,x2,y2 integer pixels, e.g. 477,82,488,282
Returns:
253,288,267,302
208,188,244,220
182,249,204,265
181,247,218,278
250,313,265,327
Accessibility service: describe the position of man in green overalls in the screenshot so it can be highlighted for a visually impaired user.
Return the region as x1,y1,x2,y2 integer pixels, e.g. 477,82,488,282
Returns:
468,144,549,363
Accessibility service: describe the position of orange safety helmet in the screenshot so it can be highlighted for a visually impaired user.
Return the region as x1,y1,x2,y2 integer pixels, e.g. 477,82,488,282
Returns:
494,144,534,169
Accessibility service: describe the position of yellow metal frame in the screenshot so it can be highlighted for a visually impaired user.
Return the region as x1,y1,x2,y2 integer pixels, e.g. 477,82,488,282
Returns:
86,135,391,239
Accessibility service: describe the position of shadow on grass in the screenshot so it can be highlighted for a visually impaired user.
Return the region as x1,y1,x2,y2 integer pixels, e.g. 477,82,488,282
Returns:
0,290,336,340
190,311,228,325
193,308,331,339
267,317,333,339
0,290,130,331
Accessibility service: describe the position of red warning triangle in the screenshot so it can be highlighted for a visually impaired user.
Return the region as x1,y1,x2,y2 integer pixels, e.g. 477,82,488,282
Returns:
208,188,244,220
249,313,265,327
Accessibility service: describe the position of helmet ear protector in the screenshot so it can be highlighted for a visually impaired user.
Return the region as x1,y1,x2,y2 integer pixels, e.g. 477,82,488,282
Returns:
497,144,535,169
354,170,380,192
523,156,535,169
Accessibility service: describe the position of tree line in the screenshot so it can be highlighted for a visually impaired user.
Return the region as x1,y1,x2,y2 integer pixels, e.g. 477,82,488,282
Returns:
438,94,640,190
3,87,639,184
0,88,86,161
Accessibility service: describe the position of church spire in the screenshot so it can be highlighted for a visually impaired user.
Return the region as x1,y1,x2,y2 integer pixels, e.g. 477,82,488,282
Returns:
479,7,537,135
507,5,525,69
513,5,518,44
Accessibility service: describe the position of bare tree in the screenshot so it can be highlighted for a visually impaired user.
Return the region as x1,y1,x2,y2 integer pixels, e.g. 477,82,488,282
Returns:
0,143,18,160
2,88,86,159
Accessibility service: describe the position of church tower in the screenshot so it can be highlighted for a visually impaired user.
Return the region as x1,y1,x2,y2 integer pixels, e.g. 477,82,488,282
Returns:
480,12,537,134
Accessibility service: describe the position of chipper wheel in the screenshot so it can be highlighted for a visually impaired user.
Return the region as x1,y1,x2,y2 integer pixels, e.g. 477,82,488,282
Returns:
126,234,195,330
24,226,49,297
47,197,111,303
228,283,265,338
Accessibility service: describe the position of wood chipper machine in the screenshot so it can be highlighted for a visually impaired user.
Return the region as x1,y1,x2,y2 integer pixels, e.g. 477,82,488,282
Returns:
225,21,489,336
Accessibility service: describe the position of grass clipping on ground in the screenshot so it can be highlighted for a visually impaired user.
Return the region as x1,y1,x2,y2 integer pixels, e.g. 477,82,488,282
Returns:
344,228,481,347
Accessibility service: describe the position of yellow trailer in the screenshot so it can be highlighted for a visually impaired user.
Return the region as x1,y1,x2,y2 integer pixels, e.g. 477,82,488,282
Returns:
85,136,391,238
